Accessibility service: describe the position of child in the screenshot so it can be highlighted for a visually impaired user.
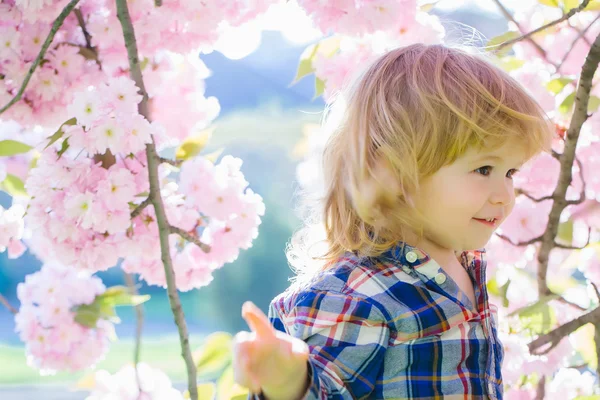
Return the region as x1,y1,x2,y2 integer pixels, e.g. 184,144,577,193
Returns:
232,43,554,399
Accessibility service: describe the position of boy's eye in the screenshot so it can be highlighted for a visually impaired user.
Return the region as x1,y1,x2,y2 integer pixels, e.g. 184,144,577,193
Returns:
474,166,519,178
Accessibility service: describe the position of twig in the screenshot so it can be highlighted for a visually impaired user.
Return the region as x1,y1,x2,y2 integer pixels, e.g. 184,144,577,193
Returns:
0,0,81,115
495,0,591,54
0,293,17,314
555,295,587,312
115,1,198,399
131,197,151,219
169,225,211,253
73,8,101,69
124,272,144,394
554,226,592,249
159,157,183,168
495,232,543,247
595,320,600,382
154,0,163,6
528,305,600,354
535,375,546,400
491,0,553,65
535,30,600,297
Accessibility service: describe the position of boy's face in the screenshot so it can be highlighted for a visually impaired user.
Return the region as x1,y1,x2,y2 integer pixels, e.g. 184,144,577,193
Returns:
410,139,529,255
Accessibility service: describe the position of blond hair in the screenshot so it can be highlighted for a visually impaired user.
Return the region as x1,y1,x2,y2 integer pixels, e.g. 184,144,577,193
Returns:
285,43,554,291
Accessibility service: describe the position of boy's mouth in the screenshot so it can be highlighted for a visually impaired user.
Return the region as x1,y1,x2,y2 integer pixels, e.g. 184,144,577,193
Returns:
473,217,498,227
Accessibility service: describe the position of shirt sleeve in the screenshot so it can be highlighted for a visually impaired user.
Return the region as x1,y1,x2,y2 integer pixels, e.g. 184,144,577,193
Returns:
251,288,390,400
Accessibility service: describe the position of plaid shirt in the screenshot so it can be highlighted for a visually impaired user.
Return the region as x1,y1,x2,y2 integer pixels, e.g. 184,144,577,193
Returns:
250,241,504,399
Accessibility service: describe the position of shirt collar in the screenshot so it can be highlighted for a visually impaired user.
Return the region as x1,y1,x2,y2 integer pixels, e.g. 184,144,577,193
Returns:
379,240,486,274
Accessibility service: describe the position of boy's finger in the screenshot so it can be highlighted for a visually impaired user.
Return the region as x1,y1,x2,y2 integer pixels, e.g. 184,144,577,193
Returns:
242,301,276,340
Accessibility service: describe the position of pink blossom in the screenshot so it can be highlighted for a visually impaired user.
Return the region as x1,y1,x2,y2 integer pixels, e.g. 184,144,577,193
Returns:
85,363,184,400
14,263,113,374
0,203,25,251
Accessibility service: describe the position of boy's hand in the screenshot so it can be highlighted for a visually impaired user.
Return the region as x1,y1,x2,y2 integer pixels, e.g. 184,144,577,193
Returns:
232,301,310,397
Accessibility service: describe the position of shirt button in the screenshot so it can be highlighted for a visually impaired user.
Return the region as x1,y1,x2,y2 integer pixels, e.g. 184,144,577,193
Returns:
434,272,447,284
405,251,418,263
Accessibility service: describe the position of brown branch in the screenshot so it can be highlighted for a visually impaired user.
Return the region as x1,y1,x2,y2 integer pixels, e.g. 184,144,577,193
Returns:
123,272,144,394
494,0,591,55
591,281,600,302
495,232,543,247
115,1,198,399
491,0,553,65
155,0,163,6
131,197,151,219
535,30,600,297
535,375,546,400
73,8,101,69
0,293,17,314
159,157,183,168
554,226,591,249
529,305,600,354
555,294,588,312
0,0,81,115
169,226,211,253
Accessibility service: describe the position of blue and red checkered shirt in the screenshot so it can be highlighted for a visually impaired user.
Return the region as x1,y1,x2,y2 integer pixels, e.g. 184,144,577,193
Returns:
250,241,504,399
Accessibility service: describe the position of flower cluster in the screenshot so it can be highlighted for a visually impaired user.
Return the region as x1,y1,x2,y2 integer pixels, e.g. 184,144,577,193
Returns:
14,263,114,374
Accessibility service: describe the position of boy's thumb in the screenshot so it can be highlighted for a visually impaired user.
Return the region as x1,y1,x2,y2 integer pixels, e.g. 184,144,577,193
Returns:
242,301,275,340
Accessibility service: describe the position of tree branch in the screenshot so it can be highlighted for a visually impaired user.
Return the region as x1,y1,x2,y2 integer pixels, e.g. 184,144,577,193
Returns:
491,0,553,65
169,225,211,253
115,1,198,399
73,8,102,69
159,157,183,168
494,0,591,55
529,305,600,354
124,272,144,394
495,232,543,247
0,293,17,314
0,0,81,116
535,30,600,297
131,197,151,219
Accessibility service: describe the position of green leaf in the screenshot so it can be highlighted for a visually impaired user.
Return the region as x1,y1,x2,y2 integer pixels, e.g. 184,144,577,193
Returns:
293,37,341,84
419,0,440,12
314,77,325,100
216,365,249,400
204,147,224,164
538,0,560,7
1,174,27,197
57,137,70,159
487,278,511,307
583,0,600,10
176,127,214,161
45,117,76,150
496,56,526,72
485,31,521,56
556,219,574,244
508,294,560,335
562,0,580,9
573,396,600,400
558,92,600,115
0,140,32,156
559,92,576,115
73,286,150,329
100,285,150,307
73,302,102,328
545,77,574,95
589,95,600,113
294,44,318,83
193,332,233,380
